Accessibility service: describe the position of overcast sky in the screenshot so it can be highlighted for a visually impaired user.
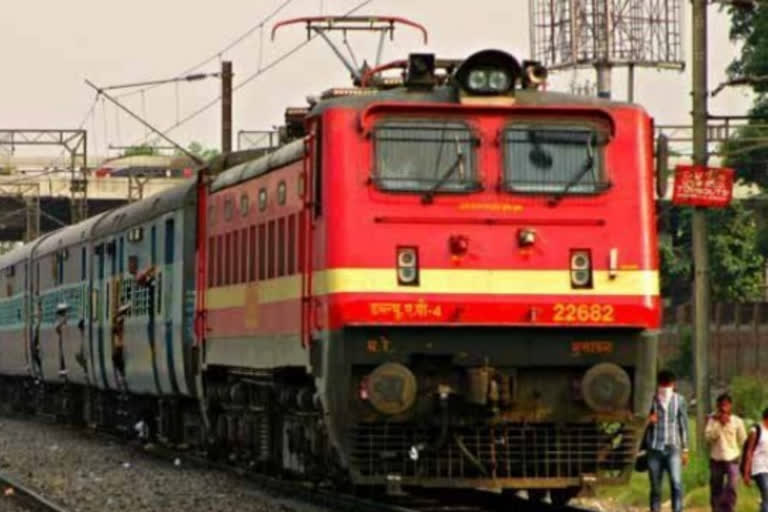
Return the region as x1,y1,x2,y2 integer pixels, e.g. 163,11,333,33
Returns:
0,1,752,160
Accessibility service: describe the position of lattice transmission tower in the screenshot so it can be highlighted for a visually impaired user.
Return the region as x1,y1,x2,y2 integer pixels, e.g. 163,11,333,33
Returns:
529,0,685,100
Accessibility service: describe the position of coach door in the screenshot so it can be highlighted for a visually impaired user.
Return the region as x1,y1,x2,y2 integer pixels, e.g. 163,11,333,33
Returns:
147,224,163,394
23,262,30,373
160,217,180,394
30,261,42,379
93,243,111,389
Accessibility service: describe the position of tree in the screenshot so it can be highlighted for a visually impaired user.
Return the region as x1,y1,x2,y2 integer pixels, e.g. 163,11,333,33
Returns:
725,4,768,188
727,4,768,86
183,141,220,162
661,202,764,305
665,6,768,308
721,102,768,189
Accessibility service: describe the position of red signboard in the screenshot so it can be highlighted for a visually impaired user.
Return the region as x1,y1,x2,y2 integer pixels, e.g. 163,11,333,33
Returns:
672,165,735,207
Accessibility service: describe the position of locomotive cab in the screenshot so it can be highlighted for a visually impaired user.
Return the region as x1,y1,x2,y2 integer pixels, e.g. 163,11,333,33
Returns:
309,49,659,497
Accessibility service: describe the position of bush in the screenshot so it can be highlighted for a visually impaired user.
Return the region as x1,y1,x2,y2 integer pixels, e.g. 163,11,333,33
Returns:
730,375,768,423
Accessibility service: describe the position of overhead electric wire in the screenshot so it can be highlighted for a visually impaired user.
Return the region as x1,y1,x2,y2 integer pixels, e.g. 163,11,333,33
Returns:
115,0,297,101
0,207,26,226
136,0,374,147
0,203,68,233
177,0,296,77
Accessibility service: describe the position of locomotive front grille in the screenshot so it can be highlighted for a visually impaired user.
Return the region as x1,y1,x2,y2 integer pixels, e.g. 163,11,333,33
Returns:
349,422,638,486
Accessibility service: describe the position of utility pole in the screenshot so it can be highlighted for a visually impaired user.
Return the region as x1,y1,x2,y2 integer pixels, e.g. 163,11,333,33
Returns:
691,0,710,450
221,61,233,154
596,63,613,99
595,0,612,99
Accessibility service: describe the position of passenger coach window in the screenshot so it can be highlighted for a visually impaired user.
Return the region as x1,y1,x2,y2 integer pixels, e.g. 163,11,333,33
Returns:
503,124,609,194
373,121,478,192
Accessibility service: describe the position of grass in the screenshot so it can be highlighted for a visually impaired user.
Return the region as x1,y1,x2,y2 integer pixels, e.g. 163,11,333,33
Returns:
597,418,762,511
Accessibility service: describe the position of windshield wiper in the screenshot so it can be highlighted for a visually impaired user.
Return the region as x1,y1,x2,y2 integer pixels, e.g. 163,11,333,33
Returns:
421,149,465,205
549,151,595,206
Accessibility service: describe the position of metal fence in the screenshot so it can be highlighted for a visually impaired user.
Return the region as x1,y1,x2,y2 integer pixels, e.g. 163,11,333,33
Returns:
660,303,768,384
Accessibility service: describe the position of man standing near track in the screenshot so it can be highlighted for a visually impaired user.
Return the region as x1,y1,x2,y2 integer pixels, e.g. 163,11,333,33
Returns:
705,393,747,512
646,370,689,512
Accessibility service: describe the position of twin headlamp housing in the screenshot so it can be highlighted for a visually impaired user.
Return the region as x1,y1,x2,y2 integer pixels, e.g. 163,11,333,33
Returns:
466,68,513,94
452,49,547,96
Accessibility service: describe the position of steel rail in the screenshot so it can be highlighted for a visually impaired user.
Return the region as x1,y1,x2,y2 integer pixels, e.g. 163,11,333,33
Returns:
0,470,71,512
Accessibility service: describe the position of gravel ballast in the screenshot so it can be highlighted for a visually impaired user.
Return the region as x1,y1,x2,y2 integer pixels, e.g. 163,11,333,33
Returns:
0,418,296,512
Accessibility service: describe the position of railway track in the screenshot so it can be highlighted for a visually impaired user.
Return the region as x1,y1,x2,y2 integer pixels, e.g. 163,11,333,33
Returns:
128,438,595,512
0,470,70,512
2,411,595,512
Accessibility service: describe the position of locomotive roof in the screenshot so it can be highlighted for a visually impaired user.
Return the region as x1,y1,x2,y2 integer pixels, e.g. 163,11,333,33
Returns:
91,179,196,239
309,85,637,115
210,138,305,193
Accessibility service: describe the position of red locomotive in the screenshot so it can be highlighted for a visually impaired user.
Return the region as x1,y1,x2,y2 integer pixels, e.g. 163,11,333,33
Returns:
198,27,661,504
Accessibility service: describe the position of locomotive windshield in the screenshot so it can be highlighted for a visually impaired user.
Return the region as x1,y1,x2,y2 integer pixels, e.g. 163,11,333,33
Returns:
502,124,609,194
373,121,478,192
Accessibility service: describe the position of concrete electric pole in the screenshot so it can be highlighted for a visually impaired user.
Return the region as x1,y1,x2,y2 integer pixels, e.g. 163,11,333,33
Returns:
691,0,711,450
221,61,233,154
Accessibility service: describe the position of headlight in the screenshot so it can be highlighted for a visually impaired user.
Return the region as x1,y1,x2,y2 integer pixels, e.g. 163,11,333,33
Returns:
570,249,593,289
466,69,511,93
454,49,522,96
468,70,489,91
397,247,419,286
488,70,511,91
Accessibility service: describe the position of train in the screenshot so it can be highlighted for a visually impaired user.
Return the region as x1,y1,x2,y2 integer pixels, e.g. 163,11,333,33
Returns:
0,46,663,505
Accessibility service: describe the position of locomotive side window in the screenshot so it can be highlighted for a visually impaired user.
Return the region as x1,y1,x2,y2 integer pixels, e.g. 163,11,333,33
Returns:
373,121,478,193
216,235,223,287
225,232,232,285
267,221,276,279
277,218,286,277
241,227,248,283
233,230,240,284
208,236,216,287
287,214,296,275
248,225,257,282
258,224,266,281
503,124,609,194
